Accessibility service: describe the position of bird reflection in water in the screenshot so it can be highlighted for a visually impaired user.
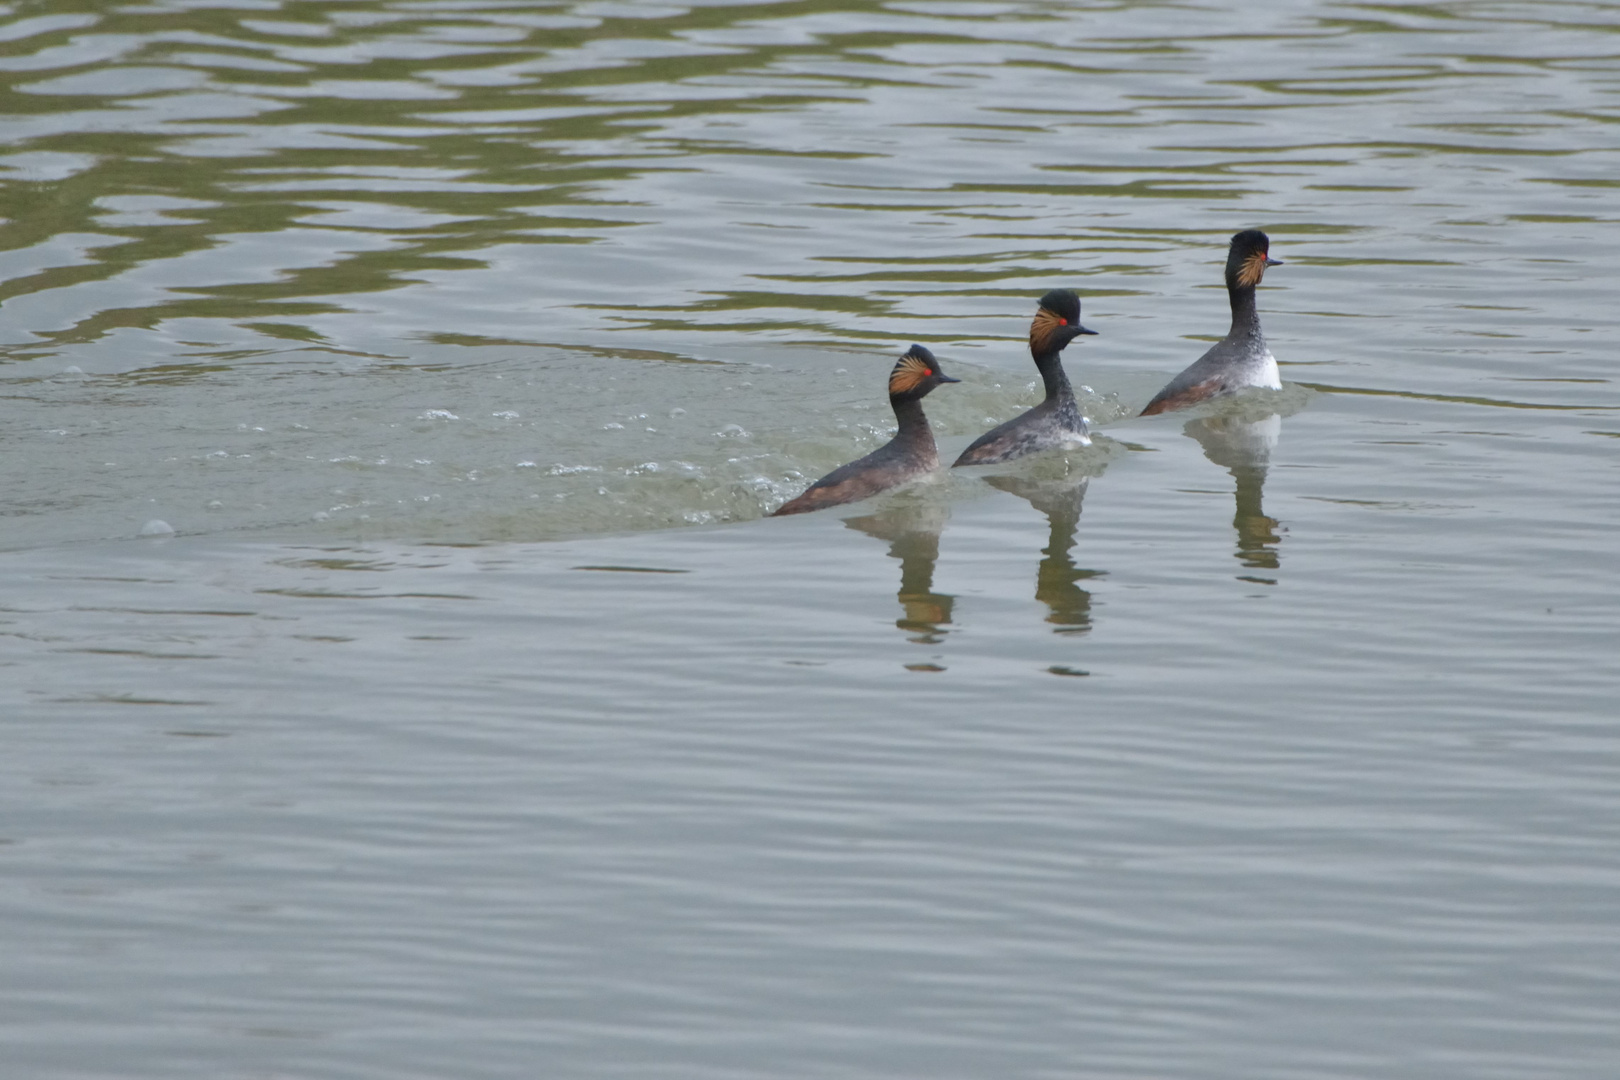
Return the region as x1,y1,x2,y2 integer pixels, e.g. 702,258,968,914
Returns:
843,500,954,644
1183,410,1284,581
984,468,1104,634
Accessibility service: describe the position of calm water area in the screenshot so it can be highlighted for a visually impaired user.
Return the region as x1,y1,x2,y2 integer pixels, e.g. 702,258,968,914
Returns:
3,1,1619,1077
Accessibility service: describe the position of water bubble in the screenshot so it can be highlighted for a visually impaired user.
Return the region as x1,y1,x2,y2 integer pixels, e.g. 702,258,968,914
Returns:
603,422,624,430
718,424,749,438
140,519,175,537
516,460,537,468
668,407,686,418
492,410,520,419
418,409,459,420
312,511,330,521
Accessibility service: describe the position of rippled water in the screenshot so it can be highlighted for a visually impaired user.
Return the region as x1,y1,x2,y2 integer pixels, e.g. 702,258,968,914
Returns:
3,2,1619,1077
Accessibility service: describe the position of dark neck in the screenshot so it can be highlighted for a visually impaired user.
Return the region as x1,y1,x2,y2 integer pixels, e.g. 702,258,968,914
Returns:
1035,350,1084,430
1227,284,1263,341
891,395,937,455
1035,351,1072,402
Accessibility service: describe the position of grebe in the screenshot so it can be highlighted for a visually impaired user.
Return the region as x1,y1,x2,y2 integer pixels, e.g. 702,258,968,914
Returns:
953,289,1097,467
773,344,959,516
1140,229,1282,416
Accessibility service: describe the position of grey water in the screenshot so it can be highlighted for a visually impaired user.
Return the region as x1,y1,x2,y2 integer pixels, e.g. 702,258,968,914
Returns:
2,1,1619,1077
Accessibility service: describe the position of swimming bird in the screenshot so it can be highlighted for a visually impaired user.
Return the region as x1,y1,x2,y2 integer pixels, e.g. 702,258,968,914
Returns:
952,289,1098,468
773,344,959,516
1140,229,1282,416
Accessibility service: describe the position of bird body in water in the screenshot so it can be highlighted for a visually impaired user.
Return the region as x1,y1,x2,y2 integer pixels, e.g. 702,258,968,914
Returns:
952,289,1098,468
1140,229,1282,417
772,344,959,516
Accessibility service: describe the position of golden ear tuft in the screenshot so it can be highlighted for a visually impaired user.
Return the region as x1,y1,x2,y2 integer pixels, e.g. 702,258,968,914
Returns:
1029,306,1062,354
889,353,933,395
1236,250,1269,288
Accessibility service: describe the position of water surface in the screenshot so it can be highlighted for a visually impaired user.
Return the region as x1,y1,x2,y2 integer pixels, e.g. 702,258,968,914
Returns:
2,2,1618,1077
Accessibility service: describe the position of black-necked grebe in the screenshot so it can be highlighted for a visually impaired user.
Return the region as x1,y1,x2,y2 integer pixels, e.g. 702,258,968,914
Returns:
952,289,1097,468
1140,229,1282,416
772,344,959,516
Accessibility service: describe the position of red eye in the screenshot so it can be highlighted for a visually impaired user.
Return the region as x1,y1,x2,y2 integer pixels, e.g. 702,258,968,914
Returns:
1059,318,1067,325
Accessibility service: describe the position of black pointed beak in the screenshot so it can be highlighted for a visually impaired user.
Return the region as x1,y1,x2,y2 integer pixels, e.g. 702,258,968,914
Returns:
935,373,961,384
1075,323,1099,336
1264,256,1282,267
